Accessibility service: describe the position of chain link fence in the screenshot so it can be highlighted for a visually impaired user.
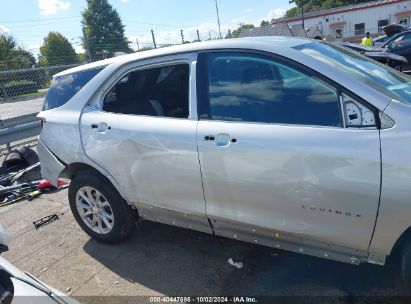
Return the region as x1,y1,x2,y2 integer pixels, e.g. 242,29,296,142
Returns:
0,64,80,104
0,63,81,152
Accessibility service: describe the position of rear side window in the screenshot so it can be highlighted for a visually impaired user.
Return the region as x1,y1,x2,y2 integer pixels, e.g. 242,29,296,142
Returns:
207,53,342,127
42,67,105,110
102,63,189,118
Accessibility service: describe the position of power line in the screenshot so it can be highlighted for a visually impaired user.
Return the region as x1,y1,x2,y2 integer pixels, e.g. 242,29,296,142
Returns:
123,20,196,27
3,21,82,29
0,16,81,24
1,17,194,29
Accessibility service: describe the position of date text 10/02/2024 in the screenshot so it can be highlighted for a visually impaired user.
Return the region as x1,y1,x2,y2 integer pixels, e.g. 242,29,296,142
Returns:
149,297,258,303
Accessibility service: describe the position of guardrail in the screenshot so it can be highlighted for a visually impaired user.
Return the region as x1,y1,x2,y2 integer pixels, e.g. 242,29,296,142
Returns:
0,113,41,150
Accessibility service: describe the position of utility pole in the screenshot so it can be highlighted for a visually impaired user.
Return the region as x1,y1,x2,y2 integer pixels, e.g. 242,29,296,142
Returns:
136,38,140,51
209,31,212,40
289,0,305,29
151,29,157,49
181,30,185,44
214,0,222,39
302,2,305,29
197,29,200,41
82,28,92,63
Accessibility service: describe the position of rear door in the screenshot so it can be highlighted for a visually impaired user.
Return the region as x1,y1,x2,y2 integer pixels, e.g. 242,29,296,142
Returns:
80,54,206,217
197,51,381,251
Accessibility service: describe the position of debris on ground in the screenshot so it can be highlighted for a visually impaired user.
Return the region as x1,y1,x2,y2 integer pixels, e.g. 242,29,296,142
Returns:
227,258,243,269
0,146,69,208
2,146,39,173
33,214,60,230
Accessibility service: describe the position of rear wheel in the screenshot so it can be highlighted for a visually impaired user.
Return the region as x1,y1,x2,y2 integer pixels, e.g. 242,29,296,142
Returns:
401,239,411,289
68,172,136,244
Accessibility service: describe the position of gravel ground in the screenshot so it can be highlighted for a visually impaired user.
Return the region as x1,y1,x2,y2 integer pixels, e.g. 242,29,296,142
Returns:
0,153,410,304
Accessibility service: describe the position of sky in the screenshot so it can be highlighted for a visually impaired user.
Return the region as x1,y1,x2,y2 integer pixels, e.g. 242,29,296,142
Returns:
0,0,294,57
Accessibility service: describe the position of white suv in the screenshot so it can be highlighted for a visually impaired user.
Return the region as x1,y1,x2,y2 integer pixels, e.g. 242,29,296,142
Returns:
38,37,411,287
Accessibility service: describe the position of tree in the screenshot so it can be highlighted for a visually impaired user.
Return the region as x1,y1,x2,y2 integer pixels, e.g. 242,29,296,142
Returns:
39,32,78,66
0,35,35,70
232,24,255,38
77,53,88,64
284,7,300,19
284,0,370,19
82,0,132,61
260,20,270,27
0,34,42,98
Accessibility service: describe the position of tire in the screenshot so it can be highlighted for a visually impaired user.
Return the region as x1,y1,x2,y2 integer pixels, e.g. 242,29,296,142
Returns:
68,171,136,244
3,151,27,172
16,146,39,165
401,239,411,289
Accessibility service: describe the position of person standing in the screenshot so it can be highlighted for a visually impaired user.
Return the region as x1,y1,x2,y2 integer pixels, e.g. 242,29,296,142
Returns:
362,32,374,47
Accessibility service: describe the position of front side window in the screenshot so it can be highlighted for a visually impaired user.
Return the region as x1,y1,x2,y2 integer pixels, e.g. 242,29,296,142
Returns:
207,53,342,127
103,63,189,118
387,33,411,49
294,42,411,104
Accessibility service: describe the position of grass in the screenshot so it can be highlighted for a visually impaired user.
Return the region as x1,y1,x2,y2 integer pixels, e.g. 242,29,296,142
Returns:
0,91,47,104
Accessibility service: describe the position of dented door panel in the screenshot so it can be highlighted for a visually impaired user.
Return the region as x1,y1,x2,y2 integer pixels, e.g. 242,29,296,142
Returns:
198,121,381,251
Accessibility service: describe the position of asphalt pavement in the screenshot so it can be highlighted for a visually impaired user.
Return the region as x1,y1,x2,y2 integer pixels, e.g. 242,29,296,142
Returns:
0,97,44,120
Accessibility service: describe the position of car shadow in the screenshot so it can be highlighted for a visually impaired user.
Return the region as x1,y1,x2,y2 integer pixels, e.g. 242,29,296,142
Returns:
83,220,410,297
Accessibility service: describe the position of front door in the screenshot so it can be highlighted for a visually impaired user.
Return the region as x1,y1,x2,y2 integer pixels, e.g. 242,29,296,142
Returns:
80,55,205,216
197,52,381,251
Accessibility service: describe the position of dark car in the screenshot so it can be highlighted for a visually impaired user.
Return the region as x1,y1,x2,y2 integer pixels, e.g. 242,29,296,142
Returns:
339,31,411,73
381,30,411,63
373,24,410,46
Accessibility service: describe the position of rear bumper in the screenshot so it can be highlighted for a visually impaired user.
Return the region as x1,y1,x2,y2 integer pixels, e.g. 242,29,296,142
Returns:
37,139,66,187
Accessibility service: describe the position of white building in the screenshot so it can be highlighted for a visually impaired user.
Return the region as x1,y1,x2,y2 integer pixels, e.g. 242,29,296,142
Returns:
272,0,411,41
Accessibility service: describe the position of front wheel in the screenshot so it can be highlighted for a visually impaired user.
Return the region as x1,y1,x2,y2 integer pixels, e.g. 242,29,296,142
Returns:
401,239,411,289
68,172,136,244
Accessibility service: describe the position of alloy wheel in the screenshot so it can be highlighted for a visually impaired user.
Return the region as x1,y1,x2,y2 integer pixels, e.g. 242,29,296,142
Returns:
76,186,114,234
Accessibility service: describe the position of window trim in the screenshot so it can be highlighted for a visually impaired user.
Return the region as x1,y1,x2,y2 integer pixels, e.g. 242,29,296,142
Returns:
197,49,380,129
92,53,197,120
197,48,381,130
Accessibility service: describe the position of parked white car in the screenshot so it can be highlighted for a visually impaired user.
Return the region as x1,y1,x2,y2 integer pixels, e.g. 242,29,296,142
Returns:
0,225,79,304
37,37,411,287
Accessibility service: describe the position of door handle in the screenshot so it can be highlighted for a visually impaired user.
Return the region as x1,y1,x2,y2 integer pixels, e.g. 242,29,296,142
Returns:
204,134,238,146
91,122,111,133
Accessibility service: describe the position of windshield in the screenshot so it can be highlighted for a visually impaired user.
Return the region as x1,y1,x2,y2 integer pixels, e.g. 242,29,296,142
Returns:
294,42,411,104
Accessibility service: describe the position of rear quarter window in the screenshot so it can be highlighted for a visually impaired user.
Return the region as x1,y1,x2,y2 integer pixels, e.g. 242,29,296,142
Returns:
42,66,105,110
